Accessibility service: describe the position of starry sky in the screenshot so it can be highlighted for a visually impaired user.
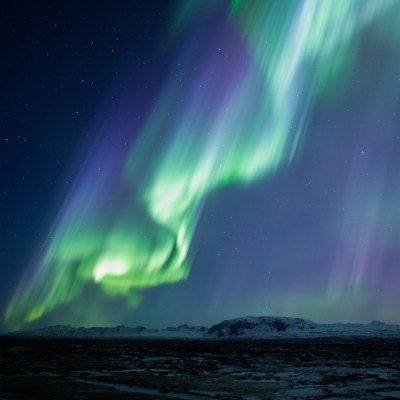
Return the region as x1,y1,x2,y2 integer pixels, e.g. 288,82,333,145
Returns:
1,1,400,331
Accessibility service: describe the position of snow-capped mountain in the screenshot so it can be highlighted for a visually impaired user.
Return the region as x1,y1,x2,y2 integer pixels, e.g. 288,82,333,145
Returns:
316,320,400,337
206,317,400,338
206,316,318,338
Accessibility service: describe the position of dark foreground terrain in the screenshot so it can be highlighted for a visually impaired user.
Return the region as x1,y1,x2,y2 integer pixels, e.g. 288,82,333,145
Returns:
0,337,399,399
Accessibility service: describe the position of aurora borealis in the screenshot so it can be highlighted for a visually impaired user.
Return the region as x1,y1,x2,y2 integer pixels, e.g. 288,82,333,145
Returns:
2,1,400,330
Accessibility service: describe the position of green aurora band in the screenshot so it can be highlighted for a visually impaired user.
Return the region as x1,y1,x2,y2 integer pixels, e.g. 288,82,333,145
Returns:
5,0,400,329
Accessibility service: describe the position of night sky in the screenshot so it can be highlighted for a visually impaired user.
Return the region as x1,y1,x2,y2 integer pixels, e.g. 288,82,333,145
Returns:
2,1,400,331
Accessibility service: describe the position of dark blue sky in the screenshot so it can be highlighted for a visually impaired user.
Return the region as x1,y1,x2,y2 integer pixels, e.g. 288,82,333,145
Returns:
2,1,400,330
0,1,176,322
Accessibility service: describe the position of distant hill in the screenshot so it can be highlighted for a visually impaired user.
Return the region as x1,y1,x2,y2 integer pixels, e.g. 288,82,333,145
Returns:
10,323,207,338
5,316,400,338
207,316,318,338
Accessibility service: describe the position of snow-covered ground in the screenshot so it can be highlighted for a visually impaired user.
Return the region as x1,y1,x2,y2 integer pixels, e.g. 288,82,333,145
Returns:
1,333,399,399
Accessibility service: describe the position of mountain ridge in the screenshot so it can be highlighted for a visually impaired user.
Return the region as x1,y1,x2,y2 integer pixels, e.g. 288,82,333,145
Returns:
5,315,400,339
